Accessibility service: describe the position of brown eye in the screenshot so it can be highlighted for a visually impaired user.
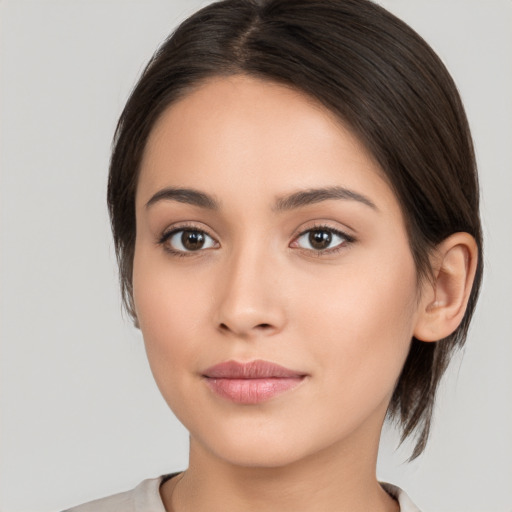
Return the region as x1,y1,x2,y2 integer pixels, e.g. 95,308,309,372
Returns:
294,227,350,252
181,230,206,250
308,230,332,250
165,229,217,253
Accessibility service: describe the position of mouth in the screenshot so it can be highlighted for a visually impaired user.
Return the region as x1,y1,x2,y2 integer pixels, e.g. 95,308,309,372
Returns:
202,359,307,404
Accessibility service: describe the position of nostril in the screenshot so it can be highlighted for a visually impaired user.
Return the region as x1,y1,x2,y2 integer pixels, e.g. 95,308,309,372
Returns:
218,322,273,333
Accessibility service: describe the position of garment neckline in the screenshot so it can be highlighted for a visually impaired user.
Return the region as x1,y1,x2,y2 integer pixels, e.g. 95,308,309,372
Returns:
156,473,419,512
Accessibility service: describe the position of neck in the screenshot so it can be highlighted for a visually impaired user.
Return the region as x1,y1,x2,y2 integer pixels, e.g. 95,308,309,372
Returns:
161,425,398,512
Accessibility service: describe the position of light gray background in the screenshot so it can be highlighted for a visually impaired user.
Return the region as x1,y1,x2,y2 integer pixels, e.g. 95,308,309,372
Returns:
1,1,511,511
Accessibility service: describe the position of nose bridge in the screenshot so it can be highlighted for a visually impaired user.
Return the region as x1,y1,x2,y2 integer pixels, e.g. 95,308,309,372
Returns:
216,235,285,336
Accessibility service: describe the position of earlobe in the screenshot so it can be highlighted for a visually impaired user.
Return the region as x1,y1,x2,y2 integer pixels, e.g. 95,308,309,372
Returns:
414,232,478,342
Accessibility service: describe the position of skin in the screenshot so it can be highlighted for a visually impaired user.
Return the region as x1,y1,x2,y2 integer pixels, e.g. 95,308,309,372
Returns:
132,75,447,512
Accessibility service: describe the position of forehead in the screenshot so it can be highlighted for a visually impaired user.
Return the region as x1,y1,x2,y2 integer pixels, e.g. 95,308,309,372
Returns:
137,75,397,215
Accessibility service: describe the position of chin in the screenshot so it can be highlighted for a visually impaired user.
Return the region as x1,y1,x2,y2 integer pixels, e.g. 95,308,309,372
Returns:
206,437,310,469
189,417,343,470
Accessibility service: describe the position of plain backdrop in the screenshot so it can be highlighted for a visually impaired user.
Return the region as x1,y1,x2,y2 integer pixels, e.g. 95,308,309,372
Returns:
1,1,511,511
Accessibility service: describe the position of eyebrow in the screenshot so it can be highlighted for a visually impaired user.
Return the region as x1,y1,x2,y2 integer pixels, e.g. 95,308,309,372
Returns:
274,186,377,211
145,185,377,212
145,187,220,210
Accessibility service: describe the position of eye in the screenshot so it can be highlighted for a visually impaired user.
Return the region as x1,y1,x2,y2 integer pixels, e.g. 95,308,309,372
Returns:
162,228,218,253
292,227,352,252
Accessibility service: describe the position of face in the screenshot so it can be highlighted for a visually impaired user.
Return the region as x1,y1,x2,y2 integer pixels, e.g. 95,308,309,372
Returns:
133,75,423,468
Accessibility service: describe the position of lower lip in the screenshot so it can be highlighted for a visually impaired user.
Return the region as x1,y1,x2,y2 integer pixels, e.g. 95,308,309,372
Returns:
205,377,304,404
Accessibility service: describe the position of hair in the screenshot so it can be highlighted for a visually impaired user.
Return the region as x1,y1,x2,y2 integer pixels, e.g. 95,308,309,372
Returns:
108,0,483,459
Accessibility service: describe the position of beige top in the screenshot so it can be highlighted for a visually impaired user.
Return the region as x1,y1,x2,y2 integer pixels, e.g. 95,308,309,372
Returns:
63,475,421,512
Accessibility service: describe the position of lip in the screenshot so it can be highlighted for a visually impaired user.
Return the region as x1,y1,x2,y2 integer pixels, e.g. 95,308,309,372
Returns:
202,360,307,404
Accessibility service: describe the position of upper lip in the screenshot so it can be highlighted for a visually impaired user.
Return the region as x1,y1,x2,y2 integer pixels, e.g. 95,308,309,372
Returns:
202,359,306,379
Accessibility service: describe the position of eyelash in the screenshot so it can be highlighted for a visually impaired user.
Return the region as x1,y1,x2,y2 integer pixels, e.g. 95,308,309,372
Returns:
291,224,355,255
157,223,218,257
157,223,355,257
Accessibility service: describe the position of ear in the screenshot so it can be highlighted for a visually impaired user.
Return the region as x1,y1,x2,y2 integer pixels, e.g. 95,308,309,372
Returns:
414,232,478,342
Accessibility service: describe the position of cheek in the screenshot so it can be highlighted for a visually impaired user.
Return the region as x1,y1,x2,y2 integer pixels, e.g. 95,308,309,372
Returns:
133,237,212,327
295,248,419,396
131,247,209,389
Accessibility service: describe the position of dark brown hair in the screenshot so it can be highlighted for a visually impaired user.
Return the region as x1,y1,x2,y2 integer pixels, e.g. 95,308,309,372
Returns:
108,0,483,459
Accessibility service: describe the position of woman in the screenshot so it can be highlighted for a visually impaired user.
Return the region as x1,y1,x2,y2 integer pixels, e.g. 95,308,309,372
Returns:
65,0,482,510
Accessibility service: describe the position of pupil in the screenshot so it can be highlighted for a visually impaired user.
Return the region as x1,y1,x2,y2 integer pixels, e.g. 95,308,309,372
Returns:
182,230,205,250
309,230,331,250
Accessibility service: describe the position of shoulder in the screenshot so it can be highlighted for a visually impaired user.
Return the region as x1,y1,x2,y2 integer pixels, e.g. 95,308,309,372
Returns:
62,475,172,512
381,482,422,512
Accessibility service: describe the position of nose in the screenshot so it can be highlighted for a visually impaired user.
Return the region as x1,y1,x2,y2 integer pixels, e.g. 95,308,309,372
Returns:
214,246,287,339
